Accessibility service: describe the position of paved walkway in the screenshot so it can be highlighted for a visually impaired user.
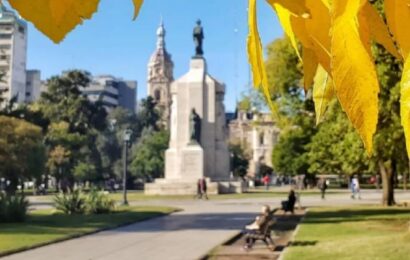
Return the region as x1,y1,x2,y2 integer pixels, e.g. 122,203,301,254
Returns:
4,190,410,260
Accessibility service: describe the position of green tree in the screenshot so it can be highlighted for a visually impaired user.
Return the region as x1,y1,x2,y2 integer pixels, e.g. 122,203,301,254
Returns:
39,70,107,190
137,96,161,132
130,129,169,181
73,162,97,184
307,101,369,177
272,127,310,176
266,37,315,177
229,144,250,179
0,116,46,194
39,70,107,134
371,45,407,206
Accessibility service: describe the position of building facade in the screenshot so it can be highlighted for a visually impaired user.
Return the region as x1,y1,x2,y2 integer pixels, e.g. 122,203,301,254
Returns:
81,75,137,113
25,70,41,103
0,5,27,103
228,109,280,178
147,20,174,127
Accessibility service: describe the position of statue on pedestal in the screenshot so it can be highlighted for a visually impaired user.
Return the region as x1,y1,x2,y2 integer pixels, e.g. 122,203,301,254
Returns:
189,108,201,144
193,20,204,57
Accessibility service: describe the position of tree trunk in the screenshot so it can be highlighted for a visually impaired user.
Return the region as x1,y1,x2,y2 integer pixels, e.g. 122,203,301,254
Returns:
379,160,395,206
404,161,409,191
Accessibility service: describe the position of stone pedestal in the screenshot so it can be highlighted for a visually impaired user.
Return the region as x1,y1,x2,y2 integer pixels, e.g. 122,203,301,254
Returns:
181,144,204,180
145,57,241,195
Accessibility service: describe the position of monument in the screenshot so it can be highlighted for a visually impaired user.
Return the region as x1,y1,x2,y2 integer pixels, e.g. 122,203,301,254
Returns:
145,21,245,195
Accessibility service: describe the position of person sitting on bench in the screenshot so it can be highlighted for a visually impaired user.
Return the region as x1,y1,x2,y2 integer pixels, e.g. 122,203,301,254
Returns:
243,205,274,250
281,189,296,214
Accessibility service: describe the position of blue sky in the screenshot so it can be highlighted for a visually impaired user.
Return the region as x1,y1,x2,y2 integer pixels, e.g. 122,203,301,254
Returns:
24,0,283,112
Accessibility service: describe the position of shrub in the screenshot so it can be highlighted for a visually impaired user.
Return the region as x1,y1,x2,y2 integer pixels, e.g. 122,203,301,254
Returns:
54,189,85,215
85,188,115,214
0,193,29,223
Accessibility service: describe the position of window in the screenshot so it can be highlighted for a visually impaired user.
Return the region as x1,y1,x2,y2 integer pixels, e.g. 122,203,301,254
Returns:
154,89,161,101
18,26,25,34
0,44,11,49
259,132,264,146
0,34,11,39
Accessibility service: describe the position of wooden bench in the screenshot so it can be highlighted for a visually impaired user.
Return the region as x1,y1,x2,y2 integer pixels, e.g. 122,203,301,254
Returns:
243,218,276,251
282,199,295,214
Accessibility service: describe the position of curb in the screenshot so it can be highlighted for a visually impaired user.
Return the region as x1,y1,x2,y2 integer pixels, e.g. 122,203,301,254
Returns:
278,208,309,260
198,231,243,260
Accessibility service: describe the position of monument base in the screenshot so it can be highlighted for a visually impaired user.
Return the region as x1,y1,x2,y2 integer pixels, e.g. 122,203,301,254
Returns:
145,179,247,195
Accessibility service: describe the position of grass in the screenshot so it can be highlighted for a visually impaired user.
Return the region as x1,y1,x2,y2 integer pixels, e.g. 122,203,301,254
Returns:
0,206,178,256
284,206,410,260
108,188,343,201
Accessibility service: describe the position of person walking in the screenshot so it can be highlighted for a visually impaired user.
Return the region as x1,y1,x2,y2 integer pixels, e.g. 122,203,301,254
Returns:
319,178,328,199
351,175,361,199
198,177,208,200
262,174,271,190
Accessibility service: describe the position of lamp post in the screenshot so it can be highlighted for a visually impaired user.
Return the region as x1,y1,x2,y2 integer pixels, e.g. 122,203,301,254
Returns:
230,152,234,180
122,128,132,205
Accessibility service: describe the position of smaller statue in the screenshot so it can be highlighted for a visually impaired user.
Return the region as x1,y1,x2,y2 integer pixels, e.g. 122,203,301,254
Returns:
189,108,202,144
193,19,204,57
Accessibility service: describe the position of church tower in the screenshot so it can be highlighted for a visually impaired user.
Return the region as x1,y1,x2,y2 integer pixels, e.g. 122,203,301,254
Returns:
147,20,174,127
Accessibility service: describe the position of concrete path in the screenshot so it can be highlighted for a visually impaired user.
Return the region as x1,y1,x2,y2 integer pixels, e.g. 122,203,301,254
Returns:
4,190,410,260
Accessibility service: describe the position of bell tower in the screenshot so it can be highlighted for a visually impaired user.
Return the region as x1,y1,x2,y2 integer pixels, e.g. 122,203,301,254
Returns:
147,19,174,127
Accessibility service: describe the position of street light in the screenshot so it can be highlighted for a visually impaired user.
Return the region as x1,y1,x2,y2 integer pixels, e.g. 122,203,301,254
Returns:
230,152,234,180
122,128,133,205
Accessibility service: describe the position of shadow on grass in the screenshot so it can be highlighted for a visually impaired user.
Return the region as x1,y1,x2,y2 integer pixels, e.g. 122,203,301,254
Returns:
304,207,410,224
0,210,171,235
290,240,318,247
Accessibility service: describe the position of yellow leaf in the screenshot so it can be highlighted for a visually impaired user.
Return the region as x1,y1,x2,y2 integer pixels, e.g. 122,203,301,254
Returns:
331,0,379,155
385,0,410,59
302,48,318,91
9,0,100,43
313,65,334,125
360,2,400,59
132,0,144,20
247,0,278,116
304,0,332,74
247,0,270,103
271,3,302,59
401,56,410,158
266,0,310,17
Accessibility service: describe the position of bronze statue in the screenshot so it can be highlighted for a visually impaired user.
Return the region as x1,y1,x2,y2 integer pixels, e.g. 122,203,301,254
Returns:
189,108,201,144
193,19,204,57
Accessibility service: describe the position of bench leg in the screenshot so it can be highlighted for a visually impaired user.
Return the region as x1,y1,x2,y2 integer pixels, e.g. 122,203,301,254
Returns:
243,236,255,250
265,236,275,251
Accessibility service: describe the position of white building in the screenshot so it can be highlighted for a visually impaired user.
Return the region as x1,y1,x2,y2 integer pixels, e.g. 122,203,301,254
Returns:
0,5,27,103
228,109,280,177
25,70,41,103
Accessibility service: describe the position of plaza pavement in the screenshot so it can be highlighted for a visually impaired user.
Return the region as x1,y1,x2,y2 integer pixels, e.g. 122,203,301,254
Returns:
4,189,410,260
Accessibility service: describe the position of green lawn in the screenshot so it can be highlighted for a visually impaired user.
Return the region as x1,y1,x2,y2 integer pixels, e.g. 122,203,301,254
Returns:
27,189,344,206
0,206,178,256
284,206,410,260
108,189,343,201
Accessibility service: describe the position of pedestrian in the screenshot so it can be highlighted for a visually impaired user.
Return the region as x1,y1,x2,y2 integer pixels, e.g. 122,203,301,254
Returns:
319,178,328,199
351,175,361,199
262,174,270,190
196,179,202,199
198,177,208,200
